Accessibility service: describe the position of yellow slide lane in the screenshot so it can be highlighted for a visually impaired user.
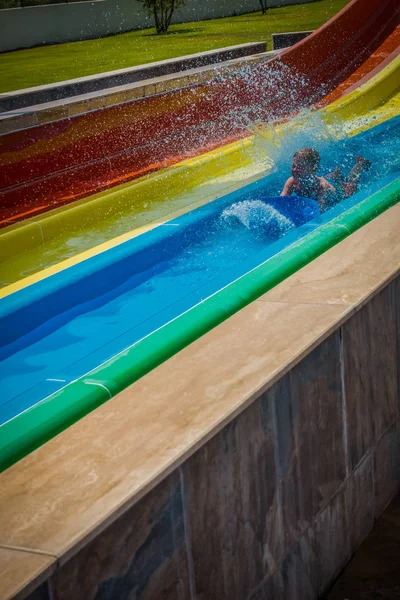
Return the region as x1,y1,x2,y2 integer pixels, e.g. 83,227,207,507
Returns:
324,53,400,136
257,53,400,144
0,140,271,295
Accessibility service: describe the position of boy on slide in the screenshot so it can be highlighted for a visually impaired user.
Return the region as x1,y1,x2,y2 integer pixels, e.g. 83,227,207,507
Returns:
281,148,371,212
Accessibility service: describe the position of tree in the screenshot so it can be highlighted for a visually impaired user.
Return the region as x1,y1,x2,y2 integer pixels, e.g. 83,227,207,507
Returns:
137,0,186,34
258,0,270,15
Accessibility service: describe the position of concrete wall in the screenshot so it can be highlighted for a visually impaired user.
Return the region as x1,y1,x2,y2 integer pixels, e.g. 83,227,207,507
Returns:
0,0,317,52
0,43,270,111
21,276,400,600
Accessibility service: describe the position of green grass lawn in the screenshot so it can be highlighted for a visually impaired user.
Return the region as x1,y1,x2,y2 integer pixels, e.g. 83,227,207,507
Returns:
0,0,350,93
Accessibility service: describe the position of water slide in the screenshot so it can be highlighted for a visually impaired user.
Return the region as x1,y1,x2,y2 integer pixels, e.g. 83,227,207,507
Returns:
1,43,399,290
0,0,398,228
1,120,399,471
0,0,399,470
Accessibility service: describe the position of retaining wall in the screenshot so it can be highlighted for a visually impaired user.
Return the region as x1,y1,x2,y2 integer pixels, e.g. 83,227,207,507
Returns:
272,29,313,49
0,203,399,600
0,0,318,52
0,43,269,112
34,284,400,600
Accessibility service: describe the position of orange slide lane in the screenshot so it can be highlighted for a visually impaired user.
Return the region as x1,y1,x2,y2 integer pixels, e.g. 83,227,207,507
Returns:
0,0,398,228
320,24,400,106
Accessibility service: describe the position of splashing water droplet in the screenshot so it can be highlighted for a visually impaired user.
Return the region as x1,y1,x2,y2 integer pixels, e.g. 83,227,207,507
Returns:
221,199,293,235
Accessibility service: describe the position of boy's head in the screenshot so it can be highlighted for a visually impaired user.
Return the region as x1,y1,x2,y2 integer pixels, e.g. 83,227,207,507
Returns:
292,148,320,181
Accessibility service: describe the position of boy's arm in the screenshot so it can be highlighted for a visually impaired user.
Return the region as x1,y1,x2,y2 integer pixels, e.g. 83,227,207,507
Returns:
281,177,294,197
319,178,337,212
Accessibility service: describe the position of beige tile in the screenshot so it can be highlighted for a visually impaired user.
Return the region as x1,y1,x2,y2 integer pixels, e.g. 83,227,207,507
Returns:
67,100,90,117
189,71,214,85
36,107,69,124
260,205,400,307
0,547,54,600
124,85,145,99
88,96,106,111
0,301,350,561
143,83,157,98
104,91,127,107
155,78,182,94
0,113,37,134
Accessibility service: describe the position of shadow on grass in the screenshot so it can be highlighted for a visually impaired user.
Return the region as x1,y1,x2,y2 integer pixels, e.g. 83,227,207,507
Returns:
144,28,204,37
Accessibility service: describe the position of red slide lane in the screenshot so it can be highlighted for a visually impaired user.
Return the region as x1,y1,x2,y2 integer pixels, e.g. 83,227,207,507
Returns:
0,0,398,227
318,24,400,106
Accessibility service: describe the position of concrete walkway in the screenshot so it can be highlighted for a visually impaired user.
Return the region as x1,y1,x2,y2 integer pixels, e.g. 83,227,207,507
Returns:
326,493,400,599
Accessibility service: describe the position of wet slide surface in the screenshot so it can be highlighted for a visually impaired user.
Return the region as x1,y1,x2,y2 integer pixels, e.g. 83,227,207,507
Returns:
0,0,398,227
319,24,400,106
1,115,399,427
1,48,399,293
0,196,320,424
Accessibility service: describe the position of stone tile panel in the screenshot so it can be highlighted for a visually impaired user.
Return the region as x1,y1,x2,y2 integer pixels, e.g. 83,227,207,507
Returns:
345,454,375,555
326,494,400,600
271,332,345,549
394,276,400,411
23,582,51,600
309,485,350,597
51,471,190,600
374,421,400,517
181,395,282,600
342,285,398,472
248,570,285,600
280,532,319,600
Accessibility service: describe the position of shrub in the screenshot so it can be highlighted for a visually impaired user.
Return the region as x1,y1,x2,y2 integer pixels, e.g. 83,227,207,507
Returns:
136,0,187,34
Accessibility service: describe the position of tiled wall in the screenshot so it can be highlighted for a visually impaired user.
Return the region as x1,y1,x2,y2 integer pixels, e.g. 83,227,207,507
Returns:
25,279,400,600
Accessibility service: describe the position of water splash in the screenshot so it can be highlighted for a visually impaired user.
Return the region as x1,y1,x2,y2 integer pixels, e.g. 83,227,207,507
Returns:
221,199,293,236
